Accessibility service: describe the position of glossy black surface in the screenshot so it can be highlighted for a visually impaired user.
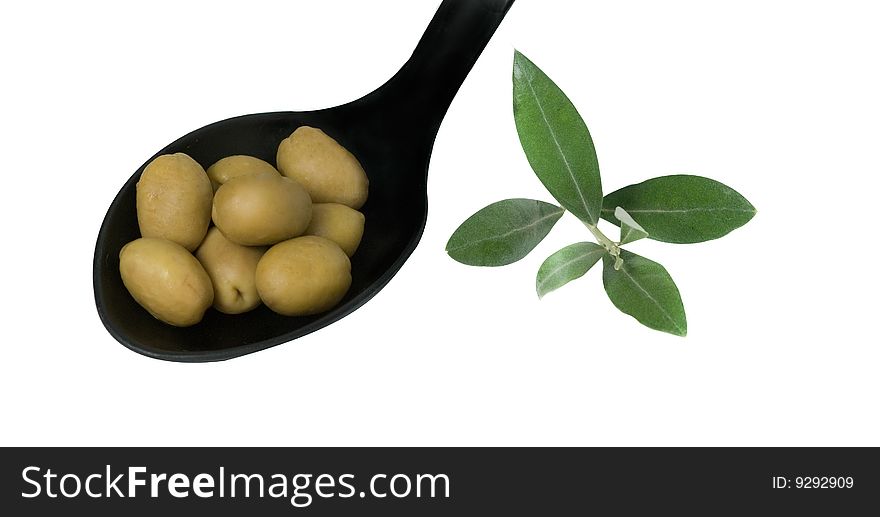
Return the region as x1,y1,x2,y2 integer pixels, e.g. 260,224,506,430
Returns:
94,0,515,361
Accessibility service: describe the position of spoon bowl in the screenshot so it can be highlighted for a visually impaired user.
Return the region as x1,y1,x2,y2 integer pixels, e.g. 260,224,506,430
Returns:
94,0,514,361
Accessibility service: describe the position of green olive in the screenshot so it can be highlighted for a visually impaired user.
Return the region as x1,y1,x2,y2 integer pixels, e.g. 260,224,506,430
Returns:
136,153,213,251
212,174,312,246
305,203,365,257
206,155,279,191
256,236,351,316
195,227,266,314
119,238,214,327
276,126,369,209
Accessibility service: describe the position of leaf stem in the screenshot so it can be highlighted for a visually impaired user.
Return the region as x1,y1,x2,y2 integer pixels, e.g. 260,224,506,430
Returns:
585,223,623,269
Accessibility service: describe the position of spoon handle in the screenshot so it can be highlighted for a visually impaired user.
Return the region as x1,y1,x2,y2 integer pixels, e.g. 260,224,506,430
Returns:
377,0,515,135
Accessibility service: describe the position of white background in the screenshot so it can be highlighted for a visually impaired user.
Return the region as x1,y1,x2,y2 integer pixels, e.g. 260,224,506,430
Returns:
1,0,878,446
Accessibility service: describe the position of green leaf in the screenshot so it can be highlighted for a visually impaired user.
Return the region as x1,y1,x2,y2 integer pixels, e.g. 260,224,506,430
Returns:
614,207,648,245
602,250,687,336
602,175,756,244
446,199,564,267
513,50,603,225
536,242,605,298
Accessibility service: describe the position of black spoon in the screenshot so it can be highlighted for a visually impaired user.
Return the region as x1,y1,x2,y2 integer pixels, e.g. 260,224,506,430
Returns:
93,0,515,362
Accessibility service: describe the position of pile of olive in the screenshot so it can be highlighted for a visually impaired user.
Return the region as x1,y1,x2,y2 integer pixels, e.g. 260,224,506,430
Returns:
119,127,368,326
